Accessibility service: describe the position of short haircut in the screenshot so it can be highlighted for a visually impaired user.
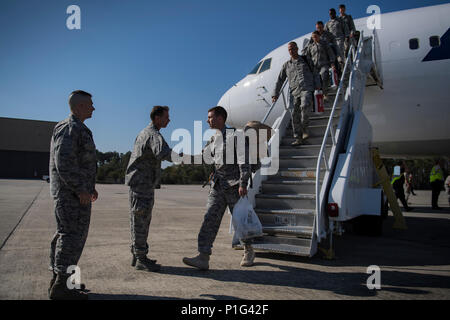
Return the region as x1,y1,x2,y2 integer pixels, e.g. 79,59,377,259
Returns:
70,90,92,98
339,4,346,9
68,90,92,111
208,106,227,121
288,41,298,48
150,105,169,121
330,8,336,14
316,21,324,26
312,31,320,36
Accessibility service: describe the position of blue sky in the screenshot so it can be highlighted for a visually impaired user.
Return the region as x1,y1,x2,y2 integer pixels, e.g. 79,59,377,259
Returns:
0,0,447,155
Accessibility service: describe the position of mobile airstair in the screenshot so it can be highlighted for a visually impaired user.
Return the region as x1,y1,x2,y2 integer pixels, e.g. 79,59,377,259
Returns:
246,29,384,257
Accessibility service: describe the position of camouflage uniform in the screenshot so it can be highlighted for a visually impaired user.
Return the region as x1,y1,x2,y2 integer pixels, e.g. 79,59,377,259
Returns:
49,114,97,275
340,13,356,56
197,128,251,255
303,39,336,95
325,18,349,63
125,123,175,258
273,56,320,138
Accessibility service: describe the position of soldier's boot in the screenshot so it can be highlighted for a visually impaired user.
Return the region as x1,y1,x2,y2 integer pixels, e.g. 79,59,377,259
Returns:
131,254,157,267
135,256,161,272
48,271,87,296
291,138,303,146
49,274,88,300
182,253,210,271
302,131,310,140
240,245,255,267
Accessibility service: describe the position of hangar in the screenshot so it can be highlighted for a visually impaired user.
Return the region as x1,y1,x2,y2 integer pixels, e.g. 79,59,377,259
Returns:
0,117,57,179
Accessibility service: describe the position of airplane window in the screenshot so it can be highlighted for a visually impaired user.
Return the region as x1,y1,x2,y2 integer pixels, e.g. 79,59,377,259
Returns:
409,38,419,50
258,58,272,74
429,36,440,48
248,61,263,75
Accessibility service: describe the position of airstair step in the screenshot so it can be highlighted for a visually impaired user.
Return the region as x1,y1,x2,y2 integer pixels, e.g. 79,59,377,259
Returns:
256,208,315,227
308,125,328,137
256,193,316,200
279,155,318,168
309,115,340,126
262,179,318,185
277,167,325,179
285,110,341,129
255,193,316,209
251,236,312,256
281,136,331,146
279,144,331,157
284,125,337,139
255,207,315,215
262,179,317,194
263,225,314,238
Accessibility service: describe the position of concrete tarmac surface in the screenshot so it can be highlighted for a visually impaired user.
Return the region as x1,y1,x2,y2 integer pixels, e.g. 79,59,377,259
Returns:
0,180,449,300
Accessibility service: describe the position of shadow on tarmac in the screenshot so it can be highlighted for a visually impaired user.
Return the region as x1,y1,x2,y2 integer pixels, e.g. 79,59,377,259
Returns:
155,264,444,297
405,206,450,214
88,293,242,300
143,214,450,298
88,293,184,300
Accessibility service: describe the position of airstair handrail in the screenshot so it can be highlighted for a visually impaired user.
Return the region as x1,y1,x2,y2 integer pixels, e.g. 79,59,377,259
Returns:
261,80,288,125
314,30,365,239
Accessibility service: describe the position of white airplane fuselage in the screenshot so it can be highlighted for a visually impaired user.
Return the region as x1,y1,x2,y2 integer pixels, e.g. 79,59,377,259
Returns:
218,4,450,157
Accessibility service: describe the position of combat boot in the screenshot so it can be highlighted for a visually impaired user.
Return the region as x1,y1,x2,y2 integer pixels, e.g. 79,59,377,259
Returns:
182,253,210,270
240,245,255,267
49,274,88,300
291,138,303,146
48,271,87,297
135,256,161,272
131,253,156,267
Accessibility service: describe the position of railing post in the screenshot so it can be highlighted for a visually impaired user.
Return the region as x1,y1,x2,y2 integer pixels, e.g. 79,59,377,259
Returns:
322,152,329,171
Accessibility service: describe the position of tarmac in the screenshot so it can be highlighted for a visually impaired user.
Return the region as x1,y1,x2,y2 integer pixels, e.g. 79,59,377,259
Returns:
0,179,449,300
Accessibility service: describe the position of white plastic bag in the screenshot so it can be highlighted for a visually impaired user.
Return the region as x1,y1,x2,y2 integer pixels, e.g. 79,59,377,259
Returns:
231,197,263,242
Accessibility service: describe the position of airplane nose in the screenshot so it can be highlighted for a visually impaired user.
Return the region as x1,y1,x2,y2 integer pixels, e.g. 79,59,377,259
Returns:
217,91,231,119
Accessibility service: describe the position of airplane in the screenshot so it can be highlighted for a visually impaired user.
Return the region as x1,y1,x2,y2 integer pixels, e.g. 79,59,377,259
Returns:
217,3,450,158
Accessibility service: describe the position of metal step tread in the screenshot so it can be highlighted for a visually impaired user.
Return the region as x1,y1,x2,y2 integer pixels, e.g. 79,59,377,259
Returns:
277,168,325,178
255,193,316,200
309,114,339,121
282,136,331,142
323,105,342,111
279,155,319,160
267,175,317,182
263,225,314,237
255,208,315,215
280,167,324,171
279,144,331,149
307,124,327,129
251,242,311,256
309,115,339,121
263,179,318,185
